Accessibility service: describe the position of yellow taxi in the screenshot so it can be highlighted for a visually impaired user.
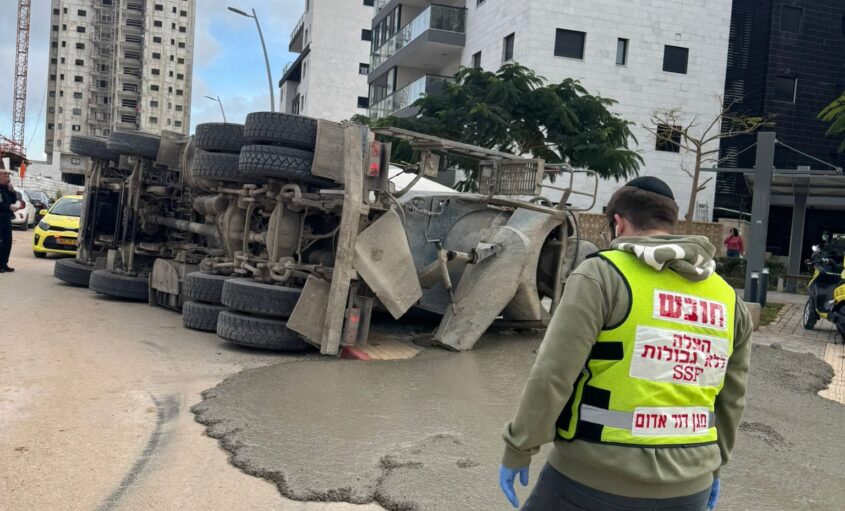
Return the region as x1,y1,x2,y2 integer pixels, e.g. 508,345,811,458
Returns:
32,195,84,258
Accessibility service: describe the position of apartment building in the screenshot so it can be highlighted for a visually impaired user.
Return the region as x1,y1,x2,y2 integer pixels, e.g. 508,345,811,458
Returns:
366,0,733,217
45,0,196,184
279,0,374,122
717,0,845,256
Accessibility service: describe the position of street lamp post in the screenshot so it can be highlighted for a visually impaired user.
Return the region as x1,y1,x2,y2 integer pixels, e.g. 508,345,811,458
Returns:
204,95,227,123
228,6,276,112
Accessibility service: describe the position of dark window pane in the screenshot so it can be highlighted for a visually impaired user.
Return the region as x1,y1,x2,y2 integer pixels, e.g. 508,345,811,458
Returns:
655,124,681,153
781,6,803,33
773,76,796,102
357,96,370,109
363,0,374,5
472,51,482,69
663,45,688,74
616,38,628,65
554,29,585,59
361,29,372,41
503,33,515,62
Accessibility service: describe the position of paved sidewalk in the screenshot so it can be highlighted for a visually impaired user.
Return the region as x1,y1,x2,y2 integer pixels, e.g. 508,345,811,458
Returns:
753,296,840,358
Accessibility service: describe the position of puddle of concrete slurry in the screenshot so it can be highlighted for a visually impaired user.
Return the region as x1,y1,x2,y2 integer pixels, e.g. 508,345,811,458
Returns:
193,330,545,511
194,335,845,511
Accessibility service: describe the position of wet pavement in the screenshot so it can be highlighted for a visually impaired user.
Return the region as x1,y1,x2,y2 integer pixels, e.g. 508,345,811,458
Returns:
194,326,845,510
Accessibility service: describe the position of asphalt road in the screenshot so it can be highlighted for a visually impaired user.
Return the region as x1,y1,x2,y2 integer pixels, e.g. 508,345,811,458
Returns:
0,237,381,511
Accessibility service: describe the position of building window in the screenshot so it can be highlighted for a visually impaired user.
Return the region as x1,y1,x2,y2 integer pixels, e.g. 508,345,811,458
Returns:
357,96,370,109
155,3,163,10
175,121,182,128
655,124,681,152
78,9,87,16
72,125,81,132
175,105,183,111
178,42,186,48
363,0,374,5
151,84,160,91
154,20,162,27
72,108,82,115
73,92,83,99
781,6,803,33
76,26,86,33
773,76,797,103
153,36,162,43
75,59,84,66
472,51,482,69
178,57,185,64
176,89,183,96
152,52,161,59
502,33,515,62
150,100,159,108
302,61,307,79
71,158,80,165
554,29,586,60
361,29,372,41
359,63,370,75
152,68,160,75
616,38,629,65
662,45,689,74
179,26,186,33
150,117,158,124
74,76,83,83
76,42,85,49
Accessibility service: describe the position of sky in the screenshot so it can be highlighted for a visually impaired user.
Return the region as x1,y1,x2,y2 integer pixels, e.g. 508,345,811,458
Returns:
0,0,302,161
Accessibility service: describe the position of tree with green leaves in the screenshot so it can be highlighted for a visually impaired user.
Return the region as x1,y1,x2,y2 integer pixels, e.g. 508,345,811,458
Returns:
820,90,845,152
354,63,642,190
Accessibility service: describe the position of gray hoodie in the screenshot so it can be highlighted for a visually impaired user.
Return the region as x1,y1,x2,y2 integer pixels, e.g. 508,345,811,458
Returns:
502,235,752,499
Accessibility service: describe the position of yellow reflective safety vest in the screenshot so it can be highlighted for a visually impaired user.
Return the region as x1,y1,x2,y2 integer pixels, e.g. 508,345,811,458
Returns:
557,249,736,447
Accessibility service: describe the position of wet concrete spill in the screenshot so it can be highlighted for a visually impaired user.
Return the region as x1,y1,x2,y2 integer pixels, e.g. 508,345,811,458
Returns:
96,394,180,511
193,337,845,511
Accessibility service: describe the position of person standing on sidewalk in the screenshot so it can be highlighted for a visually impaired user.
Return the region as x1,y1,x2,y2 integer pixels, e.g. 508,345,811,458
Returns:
0,169,19,273
724,228,745,258
499,177,752,511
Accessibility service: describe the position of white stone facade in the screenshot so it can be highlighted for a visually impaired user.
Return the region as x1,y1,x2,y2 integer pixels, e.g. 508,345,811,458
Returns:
280,0,373,122
361,0,731,218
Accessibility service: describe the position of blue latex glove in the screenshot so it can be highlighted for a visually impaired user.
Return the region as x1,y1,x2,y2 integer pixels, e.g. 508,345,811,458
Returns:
499,464,529,508
707,478,721,510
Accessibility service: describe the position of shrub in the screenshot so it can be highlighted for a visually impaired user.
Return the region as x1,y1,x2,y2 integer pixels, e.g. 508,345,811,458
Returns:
714,257,786,290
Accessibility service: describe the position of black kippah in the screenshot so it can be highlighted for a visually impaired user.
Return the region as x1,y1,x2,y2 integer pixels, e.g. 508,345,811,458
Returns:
625,176,675,201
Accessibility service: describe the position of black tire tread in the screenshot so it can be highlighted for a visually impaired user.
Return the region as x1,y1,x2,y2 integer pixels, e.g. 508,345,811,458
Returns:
89,270,149,301
54,258,95,287
216,311,312,351
221,279,302,318
239,144,329,186
243,112,317,150
192,150,256,183
194,123,245,153
803,300,819,330
183,272,232,304
107,131,161,160
70,135,120,162
182,301,226,332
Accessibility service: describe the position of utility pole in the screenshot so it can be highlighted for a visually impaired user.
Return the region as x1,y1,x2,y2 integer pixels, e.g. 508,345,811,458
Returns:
744,132,776,302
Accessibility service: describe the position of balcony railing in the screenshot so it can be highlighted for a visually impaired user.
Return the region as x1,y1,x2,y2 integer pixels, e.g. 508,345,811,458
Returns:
290,13,305,42
369,75,452,119
374,0,390,14
370,4,466,70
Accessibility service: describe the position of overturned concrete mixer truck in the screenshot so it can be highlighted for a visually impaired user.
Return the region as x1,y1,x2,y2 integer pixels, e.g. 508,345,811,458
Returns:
56,112,598,355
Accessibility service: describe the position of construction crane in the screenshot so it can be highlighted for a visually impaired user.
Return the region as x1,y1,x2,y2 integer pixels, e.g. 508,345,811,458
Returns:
1,0,31,168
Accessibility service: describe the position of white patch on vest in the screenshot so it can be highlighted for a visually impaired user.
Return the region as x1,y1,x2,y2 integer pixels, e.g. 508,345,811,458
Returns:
653,289,728,331
631,406,711,436
630,326,730,387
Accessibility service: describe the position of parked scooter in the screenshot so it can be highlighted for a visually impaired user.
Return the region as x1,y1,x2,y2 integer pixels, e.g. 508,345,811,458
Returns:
803,242,845,344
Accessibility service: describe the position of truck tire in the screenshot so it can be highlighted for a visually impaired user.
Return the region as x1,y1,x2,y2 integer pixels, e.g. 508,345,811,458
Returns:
243,112,317,150
195,123,245,153
184,272,232,304
221,278,302,318
89,270,149,301
192,150,255,183
217,311,313,352
239,144,330,186
107,131,161,160
70,135,119,162
183,301,227,332
54,258,95,287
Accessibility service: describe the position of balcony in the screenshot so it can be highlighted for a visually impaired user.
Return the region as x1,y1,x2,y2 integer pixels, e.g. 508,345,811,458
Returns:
370,4,466,75
374,0,390,13
289,13,305,53
369,74,451,119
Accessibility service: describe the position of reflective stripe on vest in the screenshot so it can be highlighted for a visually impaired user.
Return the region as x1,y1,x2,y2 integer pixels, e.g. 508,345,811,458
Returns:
556,249,736,447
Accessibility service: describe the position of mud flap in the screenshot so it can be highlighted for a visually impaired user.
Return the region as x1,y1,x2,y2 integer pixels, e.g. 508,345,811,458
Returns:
353,208,423,319
433,226,530,351
287,275,331,348
149,259,197,310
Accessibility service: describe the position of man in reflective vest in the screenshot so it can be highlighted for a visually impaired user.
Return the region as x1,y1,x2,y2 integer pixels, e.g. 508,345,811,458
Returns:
500,177,752,510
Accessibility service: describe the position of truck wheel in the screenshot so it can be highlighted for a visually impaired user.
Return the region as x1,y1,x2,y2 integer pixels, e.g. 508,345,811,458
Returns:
183,301,227,332
89,270,149,301
184,272,233,304
217,311,313,352
221,278,302,318
243,112,317,150
803,299,819,330
107,131,161,160
239,144,331,186
194,123,245,154
70,135,120,162
54,258,94,287
192,150,257,183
